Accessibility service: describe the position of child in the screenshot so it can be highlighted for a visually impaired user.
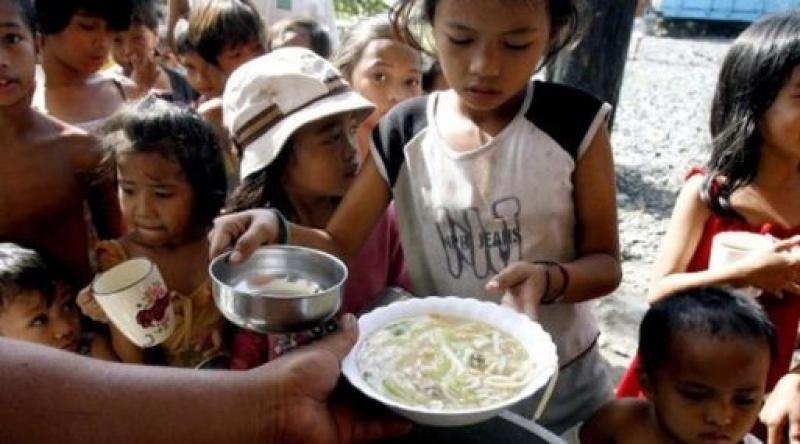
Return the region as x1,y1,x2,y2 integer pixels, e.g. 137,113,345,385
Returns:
0,243,116,360
33,0,138,133
222,47,412,367
173,19,226,104
617,11,800,402
268,16,332,58
78,97,229,368
114,0,197,104
212,0,620,433
0,0,122,285
187,0,265,77
332,14,423,162
581,287,772,444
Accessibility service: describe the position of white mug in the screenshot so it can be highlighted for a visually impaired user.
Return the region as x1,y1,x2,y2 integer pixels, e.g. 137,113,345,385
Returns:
708,232,774,297
93,259,175,347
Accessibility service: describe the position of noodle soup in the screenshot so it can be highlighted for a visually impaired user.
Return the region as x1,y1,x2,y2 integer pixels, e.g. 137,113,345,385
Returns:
357,314,535,411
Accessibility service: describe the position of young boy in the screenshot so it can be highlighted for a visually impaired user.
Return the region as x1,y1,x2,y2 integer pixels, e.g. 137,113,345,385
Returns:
580,287,772,444
187,0,265,77
0,0,122,284
0,243,115,359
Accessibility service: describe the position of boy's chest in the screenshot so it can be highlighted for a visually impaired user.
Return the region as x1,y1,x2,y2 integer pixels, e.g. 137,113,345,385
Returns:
0,151,82,232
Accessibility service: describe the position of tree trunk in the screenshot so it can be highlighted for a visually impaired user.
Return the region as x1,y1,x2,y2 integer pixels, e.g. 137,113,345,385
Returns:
546,0,638,128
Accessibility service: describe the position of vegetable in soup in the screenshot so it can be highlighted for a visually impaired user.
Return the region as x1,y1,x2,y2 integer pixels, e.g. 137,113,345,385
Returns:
357,314,535,411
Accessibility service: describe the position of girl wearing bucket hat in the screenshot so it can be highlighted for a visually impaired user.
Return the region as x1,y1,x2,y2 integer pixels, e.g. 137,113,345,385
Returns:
222,47,413,368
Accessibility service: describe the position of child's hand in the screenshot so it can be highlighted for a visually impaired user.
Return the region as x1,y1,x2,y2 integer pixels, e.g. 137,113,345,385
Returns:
485,262,549,320
76,286,109,323
208,209,282,264
761,371,800,444
738,236,800,297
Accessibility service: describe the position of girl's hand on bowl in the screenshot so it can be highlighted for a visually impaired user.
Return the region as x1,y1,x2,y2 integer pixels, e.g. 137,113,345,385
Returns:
485,262,549,321
76,286,109,323
208,209,281,263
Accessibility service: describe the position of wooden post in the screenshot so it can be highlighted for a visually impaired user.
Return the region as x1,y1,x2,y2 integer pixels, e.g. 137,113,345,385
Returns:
546,0,638,128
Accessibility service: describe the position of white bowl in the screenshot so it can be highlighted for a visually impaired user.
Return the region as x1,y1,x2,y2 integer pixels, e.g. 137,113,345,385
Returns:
342,297,558,427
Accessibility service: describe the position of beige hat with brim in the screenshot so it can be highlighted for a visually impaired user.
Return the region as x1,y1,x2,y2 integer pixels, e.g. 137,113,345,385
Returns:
223,47,375,181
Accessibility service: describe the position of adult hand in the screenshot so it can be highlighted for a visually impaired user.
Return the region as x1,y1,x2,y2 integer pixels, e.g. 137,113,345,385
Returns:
255,313,411,444
208,209,281,264
485,261,549,320
761,371,800,444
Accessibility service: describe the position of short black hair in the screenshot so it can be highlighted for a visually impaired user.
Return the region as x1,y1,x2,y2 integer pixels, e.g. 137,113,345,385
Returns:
102,96,228,229
639,287,776,378
269,16,332,59
188,0,265,66
4,0,37,33
0,243,58,309
129,0,158,31
35,0,132,34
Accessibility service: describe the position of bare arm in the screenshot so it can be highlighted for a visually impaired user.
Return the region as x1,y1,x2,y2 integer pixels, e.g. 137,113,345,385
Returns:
0,316,409,444
647,176,800,302
559,124,622,303
486,125,620,318
210,156,392,263
166,0,191,49
71,133,125,240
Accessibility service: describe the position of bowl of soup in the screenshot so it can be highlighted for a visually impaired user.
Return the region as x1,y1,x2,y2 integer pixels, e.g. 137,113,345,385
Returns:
342,297,558,427
209,245,347,333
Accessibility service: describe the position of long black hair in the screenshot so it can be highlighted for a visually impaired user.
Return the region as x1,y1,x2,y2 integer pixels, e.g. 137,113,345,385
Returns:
390,0,585,69
226,144,296,220
704,11,800,218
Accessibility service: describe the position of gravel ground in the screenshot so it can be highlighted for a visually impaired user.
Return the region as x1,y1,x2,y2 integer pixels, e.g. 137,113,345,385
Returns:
596,20,735,381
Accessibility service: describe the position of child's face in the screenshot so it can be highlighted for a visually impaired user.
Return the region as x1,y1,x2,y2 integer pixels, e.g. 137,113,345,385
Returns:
642,334,770,444
42,12,113,75
0,287,81,352
283,113,361,199
432,0,551,115
117,152,197,247
350,38,422,123
216,41,262,76
113,24,158,71
110,33,131,72
0,0,36,106
760,66,800,161
180,51,226,99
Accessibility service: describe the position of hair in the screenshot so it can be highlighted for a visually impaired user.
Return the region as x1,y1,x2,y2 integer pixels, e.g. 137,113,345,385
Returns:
389,0,584,69
0,243,60,310
4,0,37,33
226,145,295,219
101,96,228,229
269,16,332,59
333,14,414,81
638,287,776,379
187,0,265,67
34,0,132,34
703,11,800,218
129,0,158,31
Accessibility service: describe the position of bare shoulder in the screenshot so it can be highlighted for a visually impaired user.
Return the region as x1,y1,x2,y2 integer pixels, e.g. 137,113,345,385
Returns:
580,398,651,444
42,115,104,174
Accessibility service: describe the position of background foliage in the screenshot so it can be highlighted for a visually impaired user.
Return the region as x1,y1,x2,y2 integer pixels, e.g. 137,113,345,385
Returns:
334,0,390,18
